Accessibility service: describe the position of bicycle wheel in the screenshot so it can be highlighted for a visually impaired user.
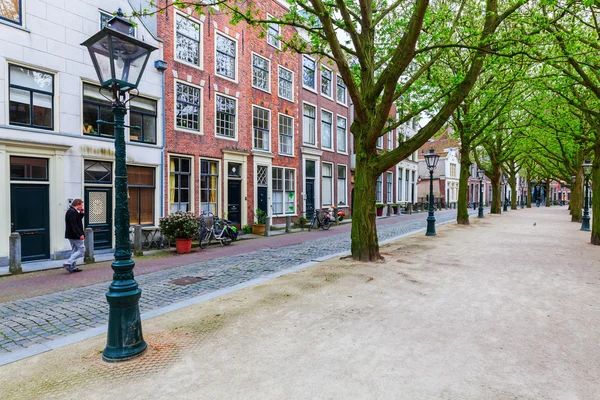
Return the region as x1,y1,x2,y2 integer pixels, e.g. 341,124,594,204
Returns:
199,229,212,249
322,217,331,230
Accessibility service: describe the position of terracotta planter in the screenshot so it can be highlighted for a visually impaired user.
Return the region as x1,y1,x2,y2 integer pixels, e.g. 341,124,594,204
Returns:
376,207,384,216
252,224,266,235
392,206,398,214
175,238,192,254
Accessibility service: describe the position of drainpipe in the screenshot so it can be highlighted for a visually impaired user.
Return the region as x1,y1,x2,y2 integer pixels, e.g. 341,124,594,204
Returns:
154,60,168,218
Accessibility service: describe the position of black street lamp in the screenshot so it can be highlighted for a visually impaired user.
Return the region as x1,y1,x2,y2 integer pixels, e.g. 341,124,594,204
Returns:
81,9,157,362
581,160,592,231
477,168,485,218
520,179,525,209
502,175,508,212
423,148,440,236
535,184,541,207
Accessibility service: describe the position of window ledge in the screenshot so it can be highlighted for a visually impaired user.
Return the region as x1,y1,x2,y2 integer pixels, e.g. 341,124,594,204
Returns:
0,19,29,32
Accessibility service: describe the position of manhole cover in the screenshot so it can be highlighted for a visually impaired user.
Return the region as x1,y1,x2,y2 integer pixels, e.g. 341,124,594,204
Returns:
170,276,206,286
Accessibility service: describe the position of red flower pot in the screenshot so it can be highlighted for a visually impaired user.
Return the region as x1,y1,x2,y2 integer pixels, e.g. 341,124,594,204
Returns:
392,206,398,214
376,207,384,216
175,238,192,254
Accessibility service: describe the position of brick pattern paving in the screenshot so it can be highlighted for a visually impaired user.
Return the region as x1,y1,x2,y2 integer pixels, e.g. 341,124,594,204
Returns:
0,211,474,354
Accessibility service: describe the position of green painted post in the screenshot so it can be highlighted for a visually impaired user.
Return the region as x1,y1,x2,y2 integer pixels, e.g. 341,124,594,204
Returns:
102,104,147,362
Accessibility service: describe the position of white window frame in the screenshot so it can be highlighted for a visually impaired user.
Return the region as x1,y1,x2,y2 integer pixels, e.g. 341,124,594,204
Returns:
302,101,317,146
322,162,334,207
337,164,348,206
214,30,238,83
302,55,317,92
376,174,383,203
199,157,221,215
336,74,347,106
251,52,271,93
376,135,383,149
266,13,281,49
252,105,271,152
278,113,294,157
214,92,238,141
173,11,203,70
387,131,393,150
272,167,297,215
168,154,194,214
387,172,393,203
174,79,203,134
321,65,333,99
320,109,334,151
336,115,348,154
278,65,294,101
7,62,58,132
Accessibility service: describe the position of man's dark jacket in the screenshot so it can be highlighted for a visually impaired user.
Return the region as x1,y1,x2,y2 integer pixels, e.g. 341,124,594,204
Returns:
65,207,85,240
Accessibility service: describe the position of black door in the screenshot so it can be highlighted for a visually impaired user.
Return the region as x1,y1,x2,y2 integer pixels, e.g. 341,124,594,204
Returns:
306,180,315,219
257,187,268,215
10,184,50,262
85,187,113,250
227,180,242,228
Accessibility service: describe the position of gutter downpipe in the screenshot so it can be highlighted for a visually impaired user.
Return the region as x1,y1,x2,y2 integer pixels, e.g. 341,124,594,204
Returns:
154,60,168,218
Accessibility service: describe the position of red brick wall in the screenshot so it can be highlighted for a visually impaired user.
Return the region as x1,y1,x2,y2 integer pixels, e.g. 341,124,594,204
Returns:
157,1,298,225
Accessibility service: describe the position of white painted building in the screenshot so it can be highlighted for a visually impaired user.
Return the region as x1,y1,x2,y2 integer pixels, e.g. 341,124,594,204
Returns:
396,117,419,205
0,0,164,265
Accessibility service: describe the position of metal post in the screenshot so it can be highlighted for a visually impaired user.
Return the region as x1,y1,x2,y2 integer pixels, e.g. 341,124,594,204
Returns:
103,104,147,362
9,232,22,275
264,215,271,237
581,174,591,231
333,207,339,225
285,215,292,233
426,170,436,236
84,228,95,264
503,184,508,212
133,225,143,257
478,180,484,218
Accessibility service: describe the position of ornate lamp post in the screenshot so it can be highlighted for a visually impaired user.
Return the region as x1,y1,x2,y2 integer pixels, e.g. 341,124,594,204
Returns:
520,179,525,209
423,148,440,236
502,175,508,212
560,181,565,206
581,160,592,231
535,184,541,207
81,10,157,362
477,168,485,218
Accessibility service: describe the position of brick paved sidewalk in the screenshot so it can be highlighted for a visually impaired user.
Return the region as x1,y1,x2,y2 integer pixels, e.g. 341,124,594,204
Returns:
0,209,478,362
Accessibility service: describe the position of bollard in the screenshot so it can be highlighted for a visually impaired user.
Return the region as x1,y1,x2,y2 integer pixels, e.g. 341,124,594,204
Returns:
264,215,271,237
9,232,22,274
84,228,95,264
133,225,143,256
406,203,412,215
285,215,292,233
333,207,339,225
386,204,392,218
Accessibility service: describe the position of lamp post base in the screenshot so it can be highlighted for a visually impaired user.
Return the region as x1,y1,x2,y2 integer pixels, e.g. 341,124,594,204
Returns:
426,215,436,236
102,288,147,362
581,215,591,232
478,207,484,218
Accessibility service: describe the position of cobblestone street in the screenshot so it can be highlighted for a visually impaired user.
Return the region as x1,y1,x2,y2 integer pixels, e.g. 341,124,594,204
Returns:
0,210,476,360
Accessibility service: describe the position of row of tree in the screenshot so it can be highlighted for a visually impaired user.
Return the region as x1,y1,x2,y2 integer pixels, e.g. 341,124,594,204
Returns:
150,0,598,259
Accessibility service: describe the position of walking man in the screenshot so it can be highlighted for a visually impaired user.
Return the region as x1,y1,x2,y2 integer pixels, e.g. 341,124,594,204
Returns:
64,199,85,273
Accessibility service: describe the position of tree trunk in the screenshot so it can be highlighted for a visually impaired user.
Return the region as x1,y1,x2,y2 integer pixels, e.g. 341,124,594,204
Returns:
490,165,502,214
510,179,517,210
351,151,381,261
591,148,600,245
571,169,583,222
457,149,471,225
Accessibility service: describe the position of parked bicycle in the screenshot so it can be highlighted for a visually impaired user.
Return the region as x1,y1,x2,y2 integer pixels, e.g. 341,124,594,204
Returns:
308,209,331,231
198,212,238,248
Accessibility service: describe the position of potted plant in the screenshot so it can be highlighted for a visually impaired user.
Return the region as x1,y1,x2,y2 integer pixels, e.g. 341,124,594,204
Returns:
252,209,267,235
376,203,385,216
159,211,199,254
391,203,399,214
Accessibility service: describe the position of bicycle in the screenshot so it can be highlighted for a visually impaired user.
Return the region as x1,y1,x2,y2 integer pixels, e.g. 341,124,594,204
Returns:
308,209,331,231
199,212,238,248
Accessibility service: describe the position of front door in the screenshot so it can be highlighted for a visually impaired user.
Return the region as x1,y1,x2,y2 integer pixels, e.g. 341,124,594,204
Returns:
10,184,50,262
227,180,242,228
306,180,315,219
85,187,112,250
257,186,268,215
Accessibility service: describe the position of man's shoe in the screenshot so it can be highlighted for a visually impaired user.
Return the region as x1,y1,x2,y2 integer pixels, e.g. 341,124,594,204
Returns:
70,268,82,273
